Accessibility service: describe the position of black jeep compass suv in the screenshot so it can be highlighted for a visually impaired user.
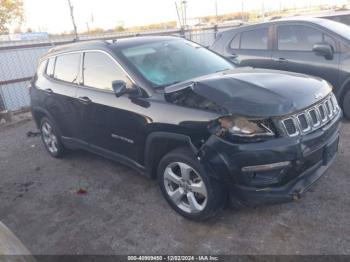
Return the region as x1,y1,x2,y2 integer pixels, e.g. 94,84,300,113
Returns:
30,36,341,220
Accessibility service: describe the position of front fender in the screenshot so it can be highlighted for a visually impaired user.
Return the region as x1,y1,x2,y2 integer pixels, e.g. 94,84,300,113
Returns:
144,132,199,177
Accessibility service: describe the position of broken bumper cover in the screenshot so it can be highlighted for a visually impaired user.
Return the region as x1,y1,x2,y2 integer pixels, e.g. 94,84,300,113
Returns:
199,112,341,207
230,152,336,206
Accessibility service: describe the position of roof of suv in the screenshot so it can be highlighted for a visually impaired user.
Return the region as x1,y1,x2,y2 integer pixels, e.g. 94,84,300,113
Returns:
45,36,179,58
225,17,335,32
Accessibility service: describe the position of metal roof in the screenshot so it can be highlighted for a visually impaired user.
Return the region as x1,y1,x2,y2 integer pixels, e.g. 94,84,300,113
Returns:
45,36,180,58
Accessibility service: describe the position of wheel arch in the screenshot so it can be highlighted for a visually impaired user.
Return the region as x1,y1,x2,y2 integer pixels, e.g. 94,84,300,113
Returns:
336,77,350,105
144,132,199,179
31,107,62,134
32,107,51,128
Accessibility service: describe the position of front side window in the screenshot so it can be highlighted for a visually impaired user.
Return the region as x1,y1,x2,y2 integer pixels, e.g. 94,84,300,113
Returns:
318,18,350,42
240,28,268,50
277,25,323,51
54,53,80,83
83,52,129,91
120,39,234,87
324,34,336,49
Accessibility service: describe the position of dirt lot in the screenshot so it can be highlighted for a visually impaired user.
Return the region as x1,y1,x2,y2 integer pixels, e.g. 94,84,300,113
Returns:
0,119,349,255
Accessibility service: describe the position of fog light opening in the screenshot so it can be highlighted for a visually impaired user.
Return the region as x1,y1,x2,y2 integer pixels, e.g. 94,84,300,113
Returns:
241,161,291,172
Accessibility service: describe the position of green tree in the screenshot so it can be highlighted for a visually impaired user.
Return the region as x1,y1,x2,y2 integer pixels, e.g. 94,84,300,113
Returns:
115,26,124,32
0,0,24,33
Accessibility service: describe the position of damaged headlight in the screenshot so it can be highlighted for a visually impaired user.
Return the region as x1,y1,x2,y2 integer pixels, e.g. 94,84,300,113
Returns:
210,116,275,142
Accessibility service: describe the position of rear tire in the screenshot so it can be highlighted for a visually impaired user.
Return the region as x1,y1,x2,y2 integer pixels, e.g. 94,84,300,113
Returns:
40,117,66,158
158,147,226,221
342,89,350,120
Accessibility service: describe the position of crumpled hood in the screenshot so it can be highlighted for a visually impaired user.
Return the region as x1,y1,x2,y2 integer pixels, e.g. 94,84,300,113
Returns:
164,68,332,117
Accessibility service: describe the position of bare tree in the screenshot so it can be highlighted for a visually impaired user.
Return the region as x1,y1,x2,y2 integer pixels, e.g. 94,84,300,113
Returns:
67,0,78,40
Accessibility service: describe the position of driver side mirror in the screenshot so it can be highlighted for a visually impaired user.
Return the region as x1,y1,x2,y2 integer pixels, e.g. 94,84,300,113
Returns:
312,43,334,60
112,80,136,97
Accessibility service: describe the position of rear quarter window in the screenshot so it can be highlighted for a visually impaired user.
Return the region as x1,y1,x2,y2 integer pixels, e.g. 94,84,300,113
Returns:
46,58,55,77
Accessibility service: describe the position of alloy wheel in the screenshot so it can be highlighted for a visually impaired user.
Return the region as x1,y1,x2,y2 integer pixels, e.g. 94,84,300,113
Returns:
163,162,208,214
41,121,58,154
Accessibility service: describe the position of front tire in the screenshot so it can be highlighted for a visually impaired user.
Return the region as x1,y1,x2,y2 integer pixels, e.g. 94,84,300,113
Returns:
342,89,350,120
40,117,66,158
158,147,226,221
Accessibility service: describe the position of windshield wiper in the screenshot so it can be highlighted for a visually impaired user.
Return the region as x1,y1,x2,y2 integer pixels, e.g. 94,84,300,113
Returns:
216,68,231,73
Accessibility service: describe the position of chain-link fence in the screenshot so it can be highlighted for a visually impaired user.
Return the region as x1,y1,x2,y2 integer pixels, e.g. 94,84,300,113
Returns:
0,24,237,113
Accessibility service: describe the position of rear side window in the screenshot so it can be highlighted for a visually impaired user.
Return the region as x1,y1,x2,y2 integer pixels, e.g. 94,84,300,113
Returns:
83,52,129,91
229,33,240,49
240,28,268,50
54,53,81,84
277,25,323,51
46,58,55,77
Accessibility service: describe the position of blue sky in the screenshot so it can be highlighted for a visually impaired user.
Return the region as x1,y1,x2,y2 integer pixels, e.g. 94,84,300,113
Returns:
22,0,346,33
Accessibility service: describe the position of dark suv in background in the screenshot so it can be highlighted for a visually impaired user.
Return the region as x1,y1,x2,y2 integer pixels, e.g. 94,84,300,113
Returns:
30,37,341,220
210,17,350,119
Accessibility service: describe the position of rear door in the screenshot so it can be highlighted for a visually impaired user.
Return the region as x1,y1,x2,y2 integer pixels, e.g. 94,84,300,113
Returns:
37,53,81,138
272,23,340,87
227,26,274,68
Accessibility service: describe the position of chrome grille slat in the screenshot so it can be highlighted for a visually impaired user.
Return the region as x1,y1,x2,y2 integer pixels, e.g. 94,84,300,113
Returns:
280,94,339,137
329,98,335,112
319,104,327,122
308,109,320,127
331,95,339,112
297,113,311,132
282,117,299,137
325,100,332,117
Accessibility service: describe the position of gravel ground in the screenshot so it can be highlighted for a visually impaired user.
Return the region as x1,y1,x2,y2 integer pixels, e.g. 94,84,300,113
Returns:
0,120,349,255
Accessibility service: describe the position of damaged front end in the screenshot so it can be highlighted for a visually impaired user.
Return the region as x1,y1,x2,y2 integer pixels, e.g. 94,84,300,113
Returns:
208,115,276,143
164,81,279,144
164,75,341,207
164,82,228,114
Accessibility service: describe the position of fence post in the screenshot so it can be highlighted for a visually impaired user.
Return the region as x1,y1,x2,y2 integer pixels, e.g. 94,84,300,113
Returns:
180,27,185,38
0,87,5,111
214,24,218,39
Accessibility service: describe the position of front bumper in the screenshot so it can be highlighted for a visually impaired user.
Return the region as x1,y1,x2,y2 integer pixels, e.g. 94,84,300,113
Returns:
199,112,341,207
230,149,336,206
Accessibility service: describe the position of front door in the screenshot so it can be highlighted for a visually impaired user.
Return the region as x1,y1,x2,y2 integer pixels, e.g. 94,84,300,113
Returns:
75,51,147,163
272,24,340,88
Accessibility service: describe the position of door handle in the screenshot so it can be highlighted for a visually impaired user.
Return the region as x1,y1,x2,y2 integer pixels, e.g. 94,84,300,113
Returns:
44,88,53,94
273,57,288,63
78,96,92,104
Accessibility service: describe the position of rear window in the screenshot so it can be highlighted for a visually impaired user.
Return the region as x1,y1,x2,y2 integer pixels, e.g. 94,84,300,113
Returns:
54,53,81,84
240,28,268,50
